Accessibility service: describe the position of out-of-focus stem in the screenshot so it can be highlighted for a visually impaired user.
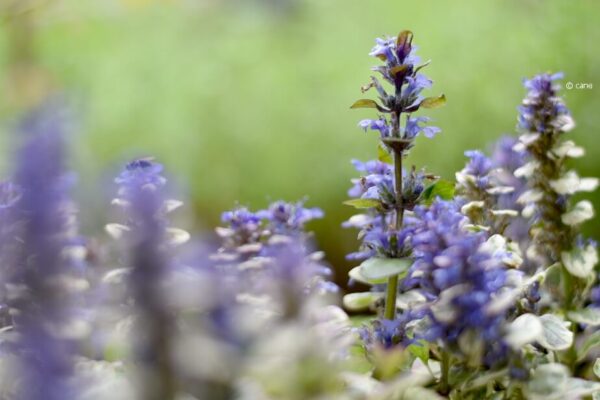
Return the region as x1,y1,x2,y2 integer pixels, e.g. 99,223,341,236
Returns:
439,350,450,395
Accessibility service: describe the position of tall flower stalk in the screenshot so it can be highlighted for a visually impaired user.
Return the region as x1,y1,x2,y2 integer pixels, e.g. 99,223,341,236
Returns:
5,105,82,400
346,31,445,320
107,159,190,400
514,73,598,308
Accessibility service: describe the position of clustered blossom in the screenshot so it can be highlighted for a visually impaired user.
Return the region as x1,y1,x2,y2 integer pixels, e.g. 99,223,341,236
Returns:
258,200,324,235
456,148,525,235
347,159,393,203
405,200,512,365
490,137,530,243
214,200,336,298
358,309,425,351
357,32,442,150
344,160,431,261
216,200,323,257
517,73,573,134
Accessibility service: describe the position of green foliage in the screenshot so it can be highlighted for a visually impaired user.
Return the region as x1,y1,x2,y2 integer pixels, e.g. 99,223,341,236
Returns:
378,143,393,164
577,330,600,362
407,341,429,365
422,179,456,205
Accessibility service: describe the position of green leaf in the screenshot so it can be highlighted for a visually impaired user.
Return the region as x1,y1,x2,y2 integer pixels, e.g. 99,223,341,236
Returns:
543,263,562,298
350,99,380,109
359,257,412,281
348,265,388,285
421,180,455,205
567,307,600,327
419,94,446,109
349,315,374,328
378,143,393,164
343,198,382,209
396,290,427,309
538,314,573,351
407,340,429,364
594,359,600,378
343,292,383,312
347,345,373,374
399,387,444,400
577,330,600,361
561,243,598,278
526,363,570,398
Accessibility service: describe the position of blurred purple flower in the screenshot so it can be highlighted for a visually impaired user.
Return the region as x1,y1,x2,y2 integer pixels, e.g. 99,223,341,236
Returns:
8,104,78,400
116,158,177,400
258,200,323,235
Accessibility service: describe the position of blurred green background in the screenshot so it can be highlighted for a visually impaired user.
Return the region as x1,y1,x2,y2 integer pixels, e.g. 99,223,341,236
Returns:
1,0,598,286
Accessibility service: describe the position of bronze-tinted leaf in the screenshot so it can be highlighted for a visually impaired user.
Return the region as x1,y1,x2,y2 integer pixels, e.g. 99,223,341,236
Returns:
396,30,413,48
390,64,410,77
420,94,447,109
350,99,379,109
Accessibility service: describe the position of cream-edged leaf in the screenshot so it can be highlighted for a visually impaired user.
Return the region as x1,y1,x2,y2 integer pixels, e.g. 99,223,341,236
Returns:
486,186,514,195
359,257,412,281
550,171,580,195
163,199,184,213
505,313,543,349
567,307,600,327
538,314,573,351
561,244,598,278
562,201,594,226
343,292,383,312
105,223,130,239
552,140,584,159
460,201,484,214
348,265,386,285
166,228,191,246
517,190,543,204
514,161,539,178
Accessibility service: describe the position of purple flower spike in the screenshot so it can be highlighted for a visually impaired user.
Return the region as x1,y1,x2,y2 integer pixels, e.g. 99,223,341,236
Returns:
8,104,79,400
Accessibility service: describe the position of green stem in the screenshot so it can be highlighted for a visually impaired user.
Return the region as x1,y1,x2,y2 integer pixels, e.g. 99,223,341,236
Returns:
383,147,404,320
562,264,574,310
384,275,399,320
561,265,579,372
439,351,450,395
393,149,404,227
